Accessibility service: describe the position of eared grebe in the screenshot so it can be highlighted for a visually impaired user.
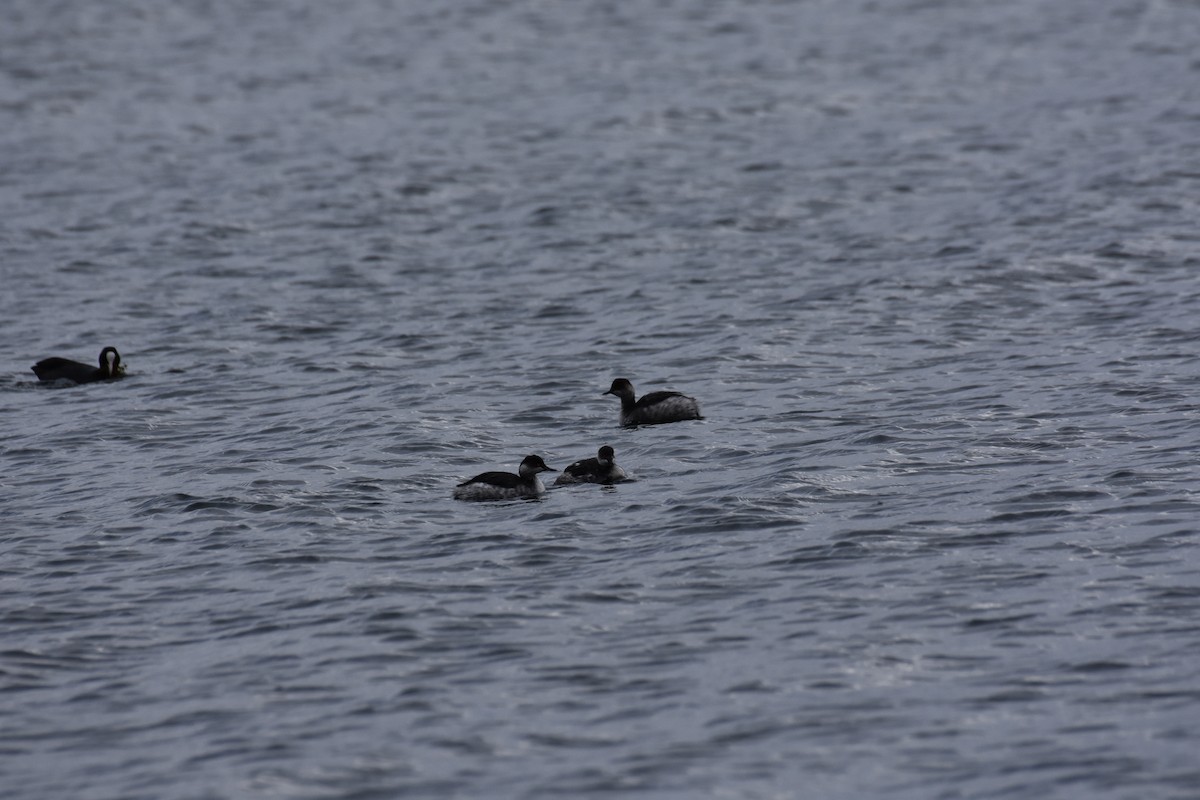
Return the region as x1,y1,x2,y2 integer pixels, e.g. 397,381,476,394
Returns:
453,454,556,501
32,347,124,384
604,378,702,426
554,445,627,485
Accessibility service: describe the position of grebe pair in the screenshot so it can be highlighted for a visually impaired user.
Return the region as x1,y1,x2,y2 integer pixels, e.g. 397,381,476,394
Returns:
453,446,628,501
455,378,699,501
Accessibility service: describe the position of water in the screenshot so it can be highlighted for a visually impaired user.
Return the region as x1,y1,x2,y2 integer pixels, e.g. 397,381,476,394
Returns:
3,1,1200,797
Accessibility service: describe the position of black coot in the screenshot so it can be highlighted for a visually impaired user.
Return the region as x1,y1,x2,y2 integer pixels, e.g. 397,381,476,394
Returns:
32,346,124,384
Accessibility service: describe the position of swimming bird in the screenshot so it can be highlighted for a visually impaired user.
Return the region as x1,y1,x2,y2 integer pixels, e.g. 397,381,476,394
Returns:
453,454,556,501
554,445,627,485
32,347,124,384
604,377,702,426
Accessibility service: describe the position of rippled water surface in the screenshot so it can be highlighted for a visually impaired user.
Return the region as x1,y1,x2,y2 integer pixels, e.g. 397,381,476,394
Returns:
4,1,1200,798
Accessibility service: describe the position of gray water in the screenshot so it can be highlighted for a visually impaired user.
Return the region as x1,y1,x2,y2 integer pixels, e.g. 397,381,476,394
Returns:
3,1,1200,798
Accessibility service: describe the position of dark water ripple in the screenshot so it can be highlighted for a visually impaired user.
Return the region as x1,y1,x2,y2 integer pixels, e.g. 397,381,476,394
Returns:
4,0,1200,798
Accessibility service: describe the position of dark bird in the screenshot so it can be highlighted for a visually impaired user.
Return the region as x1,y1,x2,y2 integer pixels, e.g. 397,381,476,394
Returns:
32,347,125,384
